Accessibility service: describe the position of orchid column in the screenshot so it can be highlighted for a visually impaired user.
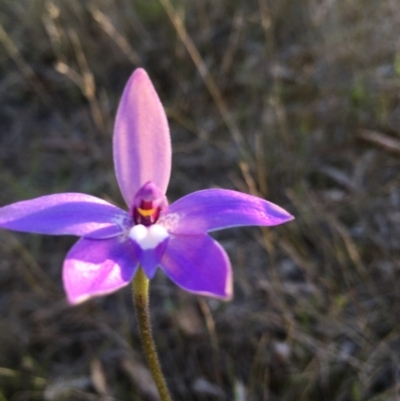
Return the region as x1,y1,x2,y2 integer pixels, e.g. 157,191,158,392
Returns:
0,69,293,400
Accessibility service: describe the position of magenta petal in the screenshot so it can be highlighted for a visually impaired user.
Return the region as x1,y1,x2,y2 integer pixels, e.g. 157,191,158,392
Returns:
0,193,131,238
163,189,294,235
63,237,138,304
160,234,232,299
113,68,171,207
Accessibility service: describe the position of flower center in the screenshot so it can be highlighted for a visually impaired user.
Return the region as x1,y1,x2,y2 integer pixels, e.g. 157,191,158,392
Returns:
131,182,168,227
133,200,161,226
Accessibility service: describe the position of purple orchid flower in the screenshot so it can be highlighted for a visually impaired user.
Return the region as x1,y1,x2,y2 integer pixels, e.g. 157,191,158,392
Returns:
0,69,293,304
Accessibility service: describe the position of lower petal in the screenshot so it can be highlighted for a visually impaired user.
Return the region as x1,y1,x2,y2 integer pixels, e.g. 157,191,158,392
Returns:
131,240,168,279
63,237,138,304
129,224,169,279
160,234,232,299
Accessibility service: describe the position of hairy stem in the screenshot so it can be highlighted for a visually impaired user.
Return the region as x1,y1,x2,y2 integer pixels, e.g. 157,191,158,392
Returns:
133,267,172,401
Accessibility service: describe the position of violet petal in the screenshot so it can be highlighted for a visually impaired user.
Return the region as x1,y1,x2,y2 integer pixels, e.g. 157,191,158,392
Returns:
160,234,232,299
0,193,131,238
129,224,169,279
131,239,168,279
113,68,171,207
162,189,294,235
63,237,138,304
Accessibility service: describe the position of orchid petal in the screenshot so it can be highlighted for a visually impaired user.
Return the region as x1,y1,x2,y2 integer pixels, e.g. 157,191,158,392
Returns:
113,68,171,207
129,224,169,279
63,237,138,304
0,193,131,238
131,239,168,279
160,234,232,299
162,189,294,235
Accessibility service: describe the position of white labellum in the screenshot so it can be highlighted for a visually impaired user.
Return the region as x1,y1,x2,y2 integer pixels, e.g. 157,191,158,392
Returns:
129,224,169,250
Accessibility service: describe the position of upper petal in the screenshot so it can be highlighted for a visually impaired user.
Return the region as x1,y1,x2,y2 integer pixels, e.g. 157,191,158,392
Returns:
160,189,294,235
113,68,171,207
160,234,232,299
0,193,131,238
63,237,138,304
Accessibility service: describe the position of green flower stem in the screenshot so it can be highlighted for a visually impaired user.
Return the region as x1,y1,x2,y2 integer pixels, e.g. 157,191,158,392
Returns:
133,267,172,401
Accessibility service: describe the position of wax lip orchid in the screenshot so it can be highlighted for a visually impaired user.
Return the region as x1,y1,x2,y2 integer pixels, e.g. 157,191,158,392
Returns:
0,68,293,304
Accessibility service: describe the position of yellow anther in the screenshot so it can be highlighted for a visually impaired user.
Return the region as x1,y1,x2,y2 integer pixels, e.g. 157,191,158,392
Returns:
137,207,156,217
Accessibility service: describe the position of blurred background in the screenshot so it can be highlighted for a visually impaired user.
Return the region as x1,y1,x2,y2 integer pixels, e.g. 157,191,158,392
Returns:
0,0,399,400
